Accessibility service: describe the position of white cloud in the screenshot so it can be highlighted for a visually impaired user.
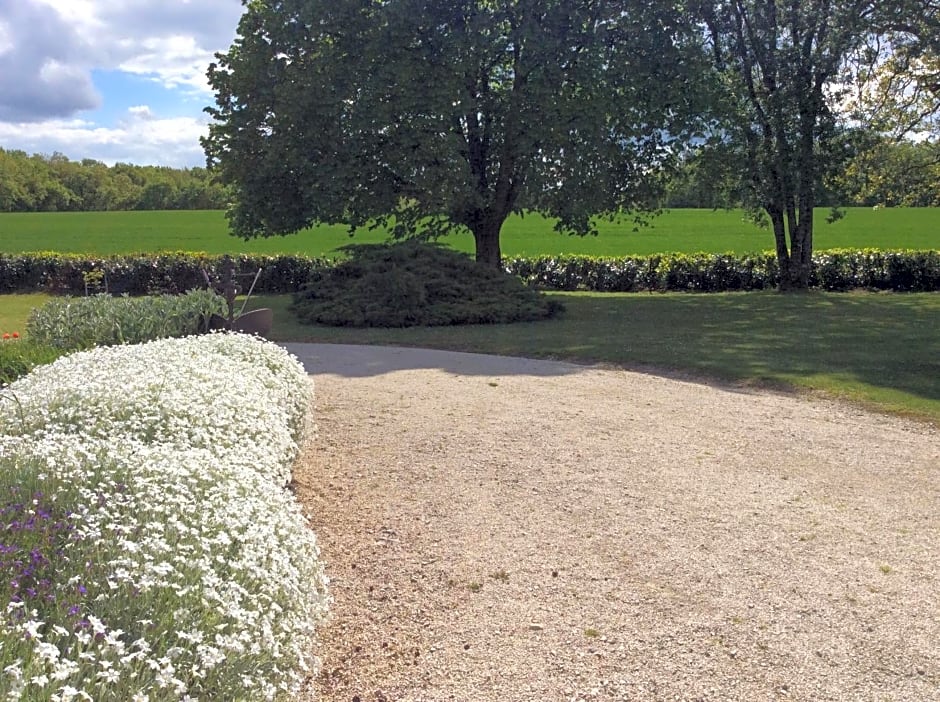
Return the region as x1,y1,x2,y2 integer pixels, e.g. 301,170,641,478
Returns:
0,19,13,56
0,0,102,120
128,105,154,119
0,0,243,164
0,108,210,167
118,34,217,92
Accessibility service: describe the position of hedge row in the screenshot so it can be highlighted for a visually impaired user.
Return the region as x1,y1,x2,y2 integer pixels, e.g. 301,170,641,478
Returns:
1,249,938,294
0,252,331,295
507,249,940,292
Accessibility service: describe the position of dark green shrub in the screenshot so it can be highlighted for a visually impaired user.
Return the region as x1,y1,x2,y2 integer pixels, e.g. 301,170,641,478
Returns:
0,339,63,387
0,252,333,295
292,242,564,327
2,248,938,295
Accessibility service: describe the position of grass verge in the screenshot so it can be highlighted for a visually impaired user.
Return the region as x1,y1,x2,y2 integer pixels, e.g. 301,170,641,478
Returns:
0,293,50,336
252,291,940,425
4,291,938,424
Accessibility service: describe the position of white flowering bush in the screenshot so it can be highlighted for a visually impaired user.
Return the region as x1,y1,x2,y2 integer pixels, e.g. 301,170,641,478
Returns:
0,334,329,700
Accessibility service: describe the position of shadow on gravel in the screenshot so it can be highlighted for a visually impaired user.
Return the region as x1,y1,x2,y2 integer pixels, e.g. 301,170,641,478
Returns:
280,343,587,379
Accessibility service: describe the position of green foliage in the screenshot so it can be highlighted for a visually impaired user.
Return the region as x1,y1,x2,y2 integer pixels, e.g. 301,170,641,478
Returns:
0,339,62,387
291,242,563,327
835,137,940,207
507,250,940,293
0,148,228,212
3,248,939,297
204,0,707,265
0,252,328,295
692,0,940,288
26,290,227,351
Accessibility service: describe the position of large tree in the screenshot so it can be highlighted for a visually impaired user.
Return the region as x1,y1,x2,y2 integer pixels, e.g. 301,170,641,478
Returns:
203,0,705,267
691,0,939,290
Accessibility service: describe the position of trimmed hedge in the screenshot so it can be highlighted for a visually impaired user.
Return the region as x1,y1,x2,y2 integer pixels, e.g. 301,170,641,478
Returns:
0,252,331,295
1,249,938,294
506,249,940,292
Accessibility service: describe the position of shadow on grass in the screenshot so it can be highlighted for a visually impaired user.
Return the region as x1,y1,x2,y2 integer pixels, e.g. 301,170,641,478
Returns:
252,291,940,421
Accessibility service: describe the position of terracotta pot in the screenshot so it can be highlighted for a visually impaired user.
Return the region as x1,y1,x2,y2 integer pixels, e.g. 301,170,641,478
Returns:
232,308,274,337
205,308,274,337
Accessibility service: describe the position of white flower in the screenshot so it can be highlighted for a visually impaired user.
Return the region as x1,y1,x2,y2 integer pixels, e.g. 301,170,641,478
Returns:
0,335,328,698
96,667,120,684
35,641,60,663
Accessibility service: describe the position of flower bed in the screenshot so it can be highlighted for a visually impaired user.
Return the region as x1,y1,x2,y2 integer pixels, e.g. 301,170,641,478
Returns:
0,334,328,700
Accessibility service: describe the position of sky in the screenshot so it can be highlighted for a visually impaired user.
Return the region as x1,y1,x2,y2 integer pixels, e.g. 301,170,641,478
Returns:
0,0,245,168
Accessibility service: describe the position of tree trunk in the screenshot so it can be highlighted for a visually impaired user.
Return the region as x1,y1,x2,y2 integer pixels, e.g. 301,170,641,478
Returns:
471,217,503,269
767,206,796,291
768,202,814,291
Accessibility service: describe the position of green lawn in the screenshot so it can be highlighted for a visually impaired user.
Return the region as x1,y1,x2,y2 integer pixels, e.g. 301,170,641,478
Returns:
4,290,937,424
259,290,939,424
0,293,49,336
2,207,938,257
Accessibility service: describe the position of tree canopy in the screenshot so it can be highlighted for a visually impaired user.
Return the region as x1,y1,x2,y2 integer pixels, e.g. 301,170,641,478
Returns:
205,0,939,286
203,0,708,267
690,0,939,288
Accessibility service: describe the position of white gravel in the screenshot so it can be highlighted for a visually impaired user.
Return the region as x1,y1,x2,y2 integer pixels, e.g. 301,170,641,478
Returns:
285,344,940,702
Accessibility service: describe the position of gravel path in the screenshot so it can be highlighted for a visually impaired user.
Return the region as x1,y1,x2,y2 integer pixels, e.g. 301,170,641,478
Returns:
285,344,940,702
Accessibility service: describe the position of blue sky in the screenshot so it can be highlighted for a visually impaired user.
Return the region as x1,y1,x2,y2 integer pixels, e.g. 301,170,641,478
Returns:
0,0,245,167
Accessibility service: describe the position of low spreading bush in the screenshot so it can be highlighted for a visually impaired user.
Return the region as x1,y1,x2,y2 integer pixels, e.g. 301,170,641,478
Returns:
26,290,226,351
292,241,564,327
0,334,328,700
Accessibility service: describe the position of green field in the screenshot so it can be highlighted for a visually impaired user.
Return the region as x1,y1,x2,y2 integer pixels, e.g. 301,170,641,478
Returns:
1,208,938,257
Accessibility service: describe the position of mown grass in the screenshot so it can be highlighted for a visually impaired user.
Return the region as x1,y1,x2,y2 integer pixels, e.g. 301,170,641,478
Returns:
2,207,938,257
0,293,50,336
4,290,938,424
255,290,940,425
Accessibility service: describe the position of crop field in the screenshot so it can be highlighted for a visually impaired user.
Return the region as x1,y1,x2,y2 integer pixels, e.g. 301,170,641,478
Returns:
1,207,938,257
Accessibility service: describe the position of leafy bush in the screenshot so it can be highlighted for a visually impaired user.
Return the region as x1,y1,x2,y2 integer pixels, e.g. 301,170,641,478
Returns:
0,336,63,387
26,289,226,350
2,248,938,295
0,334,328,700
0,252,331,295
505,249,938,292
291,241,564,327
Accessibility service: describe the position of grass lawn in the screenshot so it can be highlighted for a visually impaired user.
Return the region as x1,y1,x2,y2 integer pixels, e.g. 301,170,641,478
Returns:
0,293,49,336
4,290,937,425
257,290,939,424
2,207,939,257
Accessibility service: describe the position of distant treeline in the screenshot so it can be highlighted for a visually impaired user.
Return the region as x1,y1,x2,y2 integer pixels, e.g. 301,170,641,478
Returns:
664,136,940,210
0,148,228,212
3,135,938,214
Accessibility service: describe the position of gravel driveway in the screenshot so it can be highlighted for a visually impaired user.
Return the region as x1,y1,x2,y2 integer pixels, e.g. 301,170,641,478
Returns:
284,343,940,702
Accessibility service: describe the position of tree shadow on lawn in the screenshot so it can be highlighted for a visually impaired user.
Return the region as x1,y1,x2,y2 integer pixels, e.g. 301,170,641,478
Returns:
606,291,940,405
272,291,940,409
